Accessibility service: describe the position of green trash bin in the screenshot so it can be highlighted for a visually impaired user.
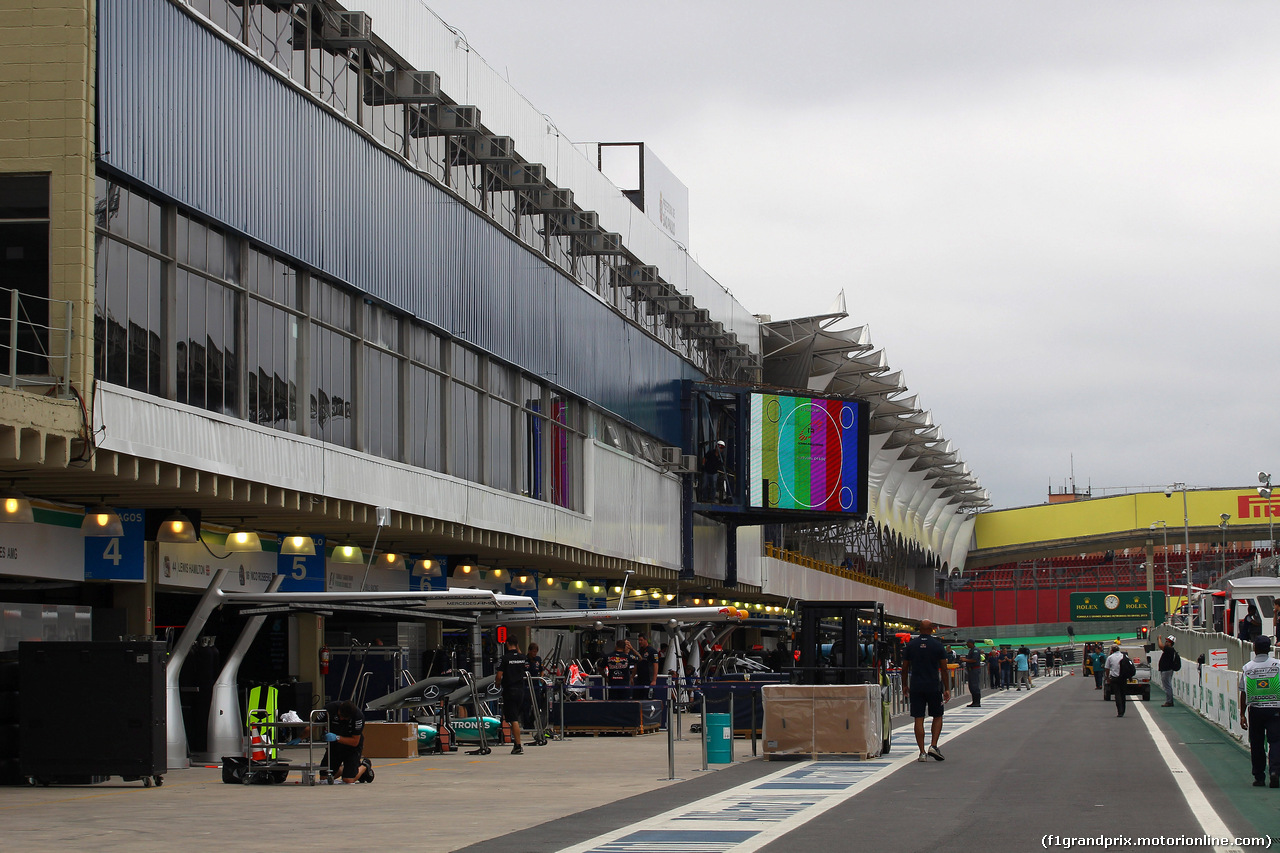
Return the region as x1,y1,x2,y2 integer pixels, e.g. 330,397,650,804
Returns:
706,712,732,764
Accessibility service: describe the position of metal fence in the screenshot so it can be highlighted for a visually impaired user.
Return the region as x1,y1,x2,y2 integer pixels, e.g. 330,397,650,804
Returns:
0,286,73,397
1157,623,1250,672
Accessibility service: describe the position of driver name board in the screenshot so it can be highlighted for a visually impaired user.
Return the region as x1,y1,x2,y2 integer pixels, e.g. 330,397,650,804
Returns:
1069,591,1165,622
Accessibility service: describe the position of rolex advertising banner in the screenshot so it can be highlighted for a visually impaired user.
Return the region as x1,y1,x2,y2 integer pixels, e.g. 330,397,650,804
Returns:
1070,591,1166,623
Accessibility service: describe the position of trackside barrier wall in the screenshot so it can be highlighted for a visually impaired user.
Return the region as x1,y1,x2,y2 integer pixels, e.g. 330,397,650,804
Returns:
1157,623,1247,742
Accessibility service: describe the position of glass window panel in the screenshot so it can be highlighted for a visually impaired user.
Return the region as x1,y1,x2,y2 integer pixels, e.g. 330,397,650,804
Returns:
310,325,353,447
247,298,298,431
485,397,513,492
406,364,443,472
363,347,401,461
454,344,479,386
205,228,224,279
449,381,481,482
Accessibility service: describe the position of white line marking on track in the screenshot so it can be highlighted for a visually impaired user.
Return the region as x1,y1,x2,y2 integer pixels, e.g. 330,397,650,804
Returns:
1133,701,1244,853
554,676,1071,853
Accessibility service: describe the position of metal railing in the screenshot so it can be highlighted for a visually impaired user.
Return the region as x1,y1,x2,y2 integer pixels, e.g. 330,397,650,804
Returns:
1157,623,1250,672
0,286,73,397
764,543,954,609
886,668,971,716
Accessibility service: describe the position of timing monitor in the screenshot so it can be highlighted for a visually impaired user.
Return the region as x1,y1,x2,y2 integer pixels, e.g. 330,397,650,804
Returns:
747,392,868,515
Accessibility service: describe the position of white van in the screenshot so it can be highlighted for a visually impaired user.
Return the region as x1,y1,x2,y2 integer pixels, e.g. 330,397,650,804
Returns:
1225,577,1280,639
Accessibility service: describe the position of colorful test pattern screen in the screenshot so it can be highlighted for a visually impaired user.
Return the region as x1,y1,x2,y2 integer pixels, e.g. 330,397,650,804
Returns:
748,393,866,513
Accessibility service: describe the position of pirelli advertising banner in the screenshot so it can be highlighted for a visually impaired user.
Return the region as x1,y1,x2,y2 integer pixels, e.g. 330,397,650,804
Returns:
975,487,1280,551
1070,591,1166,622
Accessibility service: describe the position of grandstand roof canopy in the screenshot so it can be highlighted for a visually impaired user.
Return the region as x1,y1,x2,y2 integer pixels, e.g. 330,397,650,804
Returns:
762,293,987,570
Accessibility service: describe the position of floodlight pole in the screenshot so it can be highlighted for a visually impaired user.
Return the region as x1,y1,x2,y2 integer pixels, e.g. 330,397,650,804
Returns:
1172,483,1191,614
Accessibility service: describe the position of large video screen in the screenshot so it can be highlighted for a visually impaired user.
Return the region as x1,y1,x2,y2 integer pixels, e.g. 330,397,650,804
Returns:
748,393,867,514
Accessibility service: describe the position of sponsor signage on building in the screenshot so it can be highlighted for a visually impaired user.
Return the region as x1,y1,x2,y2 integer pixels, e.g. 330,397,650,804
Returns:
1069,591,1166,622
158,541,276,592
0,510,85,582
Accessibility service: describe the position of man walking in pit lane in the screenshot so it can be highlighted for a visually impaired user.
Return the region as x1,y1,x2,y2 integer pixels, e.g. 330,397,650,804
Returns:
902,620,951,761
1239,635,1280,787
1104,643,1131,717
495,636,528,755
964,639,983,707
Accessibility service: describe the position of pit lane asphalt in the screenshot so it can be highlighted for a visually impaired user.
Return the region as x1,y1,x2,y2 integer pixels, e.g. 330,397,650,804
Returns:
461,673,1273,853
0,672,1270,852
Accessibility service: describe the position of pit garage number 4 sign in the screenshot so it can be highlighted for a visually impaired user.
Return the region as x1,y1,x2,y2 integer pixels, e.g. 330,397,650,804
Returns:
84,508,145,581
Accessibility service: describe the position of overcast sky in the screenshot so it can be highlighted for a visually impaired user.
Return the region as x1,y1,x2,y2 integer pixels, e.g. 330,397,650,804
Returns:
422,1,1280,510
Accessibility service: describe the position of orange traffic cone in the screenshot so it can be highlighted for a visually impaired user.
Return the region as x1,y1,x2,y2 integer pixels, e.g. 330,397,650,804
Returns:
250,727,267,761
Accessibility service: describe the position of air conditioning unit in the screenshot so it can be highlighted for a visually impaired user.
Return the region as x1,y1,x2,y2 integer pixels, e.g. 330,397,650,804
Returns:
430,104,482,134
659,446,684,466
539,188,573,211
462,134,515,163
558,210,599,232
322,11,374,48
574,232,624,255
681,454,698,472
497,162,547,188
364,70,441,106
620,265,660,287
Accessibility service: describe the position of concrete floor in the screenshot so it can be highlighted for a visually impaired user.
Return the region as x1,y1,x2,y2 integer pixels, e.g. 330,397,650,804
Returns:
0,725,742,853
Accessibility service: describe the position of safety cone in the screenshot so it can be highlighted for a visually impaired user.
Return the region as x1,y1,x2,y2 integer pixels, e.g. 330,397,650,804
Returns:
250,727,267,761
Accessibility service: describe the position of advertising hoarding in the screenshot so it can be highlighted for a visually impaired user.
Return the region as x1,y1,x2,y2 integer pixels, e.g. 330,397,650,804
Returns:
1069,591,1166,622
747,392,867,514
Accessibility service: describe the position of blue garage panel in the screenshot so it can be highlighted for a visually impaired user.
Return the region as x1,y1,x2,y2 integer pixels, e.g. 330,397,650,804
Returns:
97,0,702,444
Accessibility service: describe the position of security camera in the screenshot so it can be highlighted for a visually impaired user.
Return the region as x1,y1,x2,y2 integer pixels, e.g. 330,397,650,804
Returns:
1163,489,1172,498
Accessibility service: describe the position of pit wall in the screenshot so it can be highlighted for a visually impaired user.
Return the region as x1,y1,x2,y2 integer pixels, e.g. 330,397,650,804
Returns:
1154,623,1247,743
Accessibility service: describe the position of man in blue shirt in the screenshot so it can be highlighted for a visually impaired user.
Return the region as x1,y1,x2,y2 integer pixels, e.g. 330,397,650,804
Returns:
901,620,951,762
1015,649,1032,690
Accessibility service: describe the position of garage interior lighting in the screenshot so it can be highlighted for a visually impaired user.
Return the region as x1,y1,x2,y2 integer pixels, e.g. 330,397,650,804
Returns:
80,504,123,537
333,543,364,564
281,535,317,556
157,511,197,543
226,528,263,553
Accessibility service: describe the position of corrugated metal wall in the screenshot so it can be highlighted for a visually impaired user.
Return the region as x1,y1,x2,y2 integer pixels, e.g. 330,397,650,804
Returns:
98,0,702,444
348,0,763,354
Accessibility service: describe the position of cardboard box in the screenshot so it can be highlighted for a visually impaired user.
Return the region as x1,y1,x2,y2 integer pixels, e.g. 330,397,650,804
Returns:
362,722,418,758
762,684,881,758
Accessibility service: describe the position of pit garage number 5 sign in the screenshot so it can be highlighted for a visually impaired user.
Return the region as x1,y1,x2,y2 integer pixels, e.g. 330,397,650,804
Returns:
83,507,145,581
277,534,325,592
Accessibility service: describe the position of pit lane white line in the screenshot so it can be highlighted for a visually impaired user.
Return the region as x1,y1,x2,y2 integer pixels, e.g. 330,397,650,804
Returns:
1133,701,1245,853
554,676,1068,853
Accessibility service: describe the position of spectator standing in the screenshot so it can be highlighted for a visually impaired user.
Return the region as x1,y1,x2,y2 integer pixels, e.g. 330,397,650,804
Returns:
1239,635,1280,787
987,649,1000,691
1091,647,1106,690
1000,650,1013,690
1157,636,1181,707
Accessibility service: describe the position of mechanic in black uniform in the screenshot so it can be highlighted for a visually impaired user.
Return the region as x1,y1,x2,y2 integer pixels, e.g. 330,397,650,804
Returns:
901,619,950,762
631,635,661,699
323,700,372,783
525,642,545,728
495,636,528,755
603,639,635,698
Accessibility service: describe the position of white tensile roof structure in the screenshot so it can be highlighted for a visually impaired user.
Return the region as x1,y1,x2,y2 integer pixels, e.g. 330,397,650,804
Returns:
761,292,989,573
